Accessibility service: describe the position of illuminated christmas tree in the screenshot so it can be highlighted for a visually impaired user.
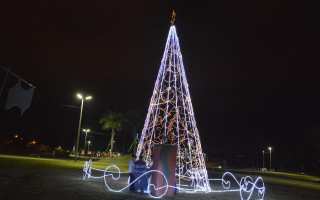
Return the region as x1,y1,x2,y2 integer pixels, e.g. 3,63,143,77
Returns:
136,20,210,190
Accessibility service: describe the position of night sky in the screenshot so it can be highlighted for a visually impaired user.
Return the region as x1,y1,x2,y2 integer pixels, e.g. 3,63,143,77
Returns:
1,1,319,169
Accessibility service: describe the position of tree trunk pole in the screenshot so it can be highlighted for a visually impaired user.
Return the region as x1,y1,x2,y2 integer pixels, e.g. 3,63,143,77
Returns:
110,128,114,155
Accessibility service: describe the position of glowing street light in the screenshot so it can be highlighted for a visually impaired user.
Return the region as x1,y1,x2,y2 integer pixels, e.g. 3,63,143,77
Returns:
75,93,92,162
83,129,90,156
268,147,272,171
77,94,83,99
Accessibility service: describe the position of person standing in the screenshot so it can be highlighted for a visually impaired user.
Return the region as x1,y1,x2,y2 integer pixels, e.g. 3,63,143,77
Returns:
134,155,147,194
128,154,136,191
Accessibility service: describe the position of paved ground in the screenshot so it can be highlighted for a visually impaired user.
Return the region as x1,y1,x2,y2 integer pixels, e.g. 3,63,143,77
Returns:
0,158,320,200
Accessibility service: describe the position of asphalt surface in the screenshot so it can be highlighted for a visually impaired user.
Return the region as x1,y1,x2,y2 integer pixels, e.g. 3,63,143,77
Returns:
0,161,319,200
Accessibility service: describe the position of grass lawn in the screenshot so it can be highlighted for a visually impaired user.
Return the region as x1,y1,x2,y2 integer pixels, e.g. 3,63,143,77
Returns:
210,168,320,191
1,154,320,200
0,154,131,171
270,171,320,182
213,168,320,183
1,154,319,191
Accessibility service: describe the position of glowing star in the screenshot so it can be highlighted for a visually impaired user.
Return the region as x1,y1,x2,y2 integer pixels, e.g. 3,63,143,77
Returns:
135,25,209,190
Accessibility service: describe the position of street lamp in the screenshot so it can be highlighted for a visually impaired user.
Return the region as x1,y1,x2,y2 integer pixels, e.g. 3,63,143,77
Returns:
262,150,265,169
83,129,90,156
88,141,91,152
269,147,272,171
75,93,92,162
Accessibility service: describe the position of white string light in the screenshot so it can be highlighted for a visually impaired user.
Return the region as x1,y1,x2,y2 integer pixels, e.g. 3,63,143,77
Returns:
83,160,168,198
83,160,265,200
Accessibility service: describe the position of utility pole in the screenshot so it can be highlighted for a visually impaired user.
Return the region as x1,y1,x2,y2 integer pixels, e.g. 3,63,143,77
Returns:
75,94,92,161
262,150,265,169
269,147,272,171
75,99,84,161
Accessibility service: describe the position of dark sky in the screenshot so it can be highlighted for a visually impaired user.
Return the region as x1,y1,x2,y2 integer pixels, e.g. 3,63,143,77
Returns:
1,1,319,164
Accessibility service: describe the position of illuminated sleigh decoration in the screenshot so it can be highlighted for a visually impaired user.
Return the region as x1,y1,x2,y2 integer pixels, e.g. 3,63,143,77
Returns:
83,160,265,199
83,160,169,198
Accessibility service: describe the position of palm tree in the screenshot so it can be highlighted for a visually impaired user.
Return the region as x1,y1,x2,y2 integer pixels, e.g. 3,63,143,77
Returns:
99,110,125,154
125,109,145,133
124,109,145,153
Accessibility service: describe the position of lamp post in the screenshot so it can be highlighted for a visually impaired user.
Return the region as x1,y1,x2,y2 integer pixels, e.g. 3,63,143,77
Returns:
269,147,272,171
83,129,90,156
75,93,92,162
88,141,91,152
262,150,265,169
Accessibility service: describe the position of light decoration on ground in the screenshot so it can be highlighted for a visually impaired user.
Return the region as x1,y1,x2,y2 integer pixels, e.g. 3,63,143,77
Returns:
83,160,265,200
135,24,209,190
83,160,168,198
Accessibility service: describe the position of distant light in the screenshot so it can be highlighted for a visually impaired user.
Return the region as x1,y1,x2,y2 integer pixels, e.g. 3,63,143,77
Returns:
268,147,272,151
77,94,83,99
117,153,120,156
85,96,92,100
14,134,19,138
32,140,36,144
88,141,91,144
58,146,61,149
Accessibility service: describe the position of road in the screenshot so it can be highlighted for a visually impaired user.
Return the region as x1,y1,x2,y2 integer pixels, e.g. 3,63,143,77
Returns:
0,156,319,200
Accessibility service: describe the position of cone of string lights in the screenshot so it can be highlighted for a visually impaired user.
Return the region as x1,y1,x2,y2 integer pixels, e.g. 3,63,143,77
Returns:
136,13,210,190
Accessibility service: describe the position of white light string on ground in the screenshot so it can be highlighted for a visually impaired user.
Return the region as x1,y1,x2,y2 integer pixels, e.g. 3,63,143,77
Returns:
83,160,265,200
83,160,168,198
